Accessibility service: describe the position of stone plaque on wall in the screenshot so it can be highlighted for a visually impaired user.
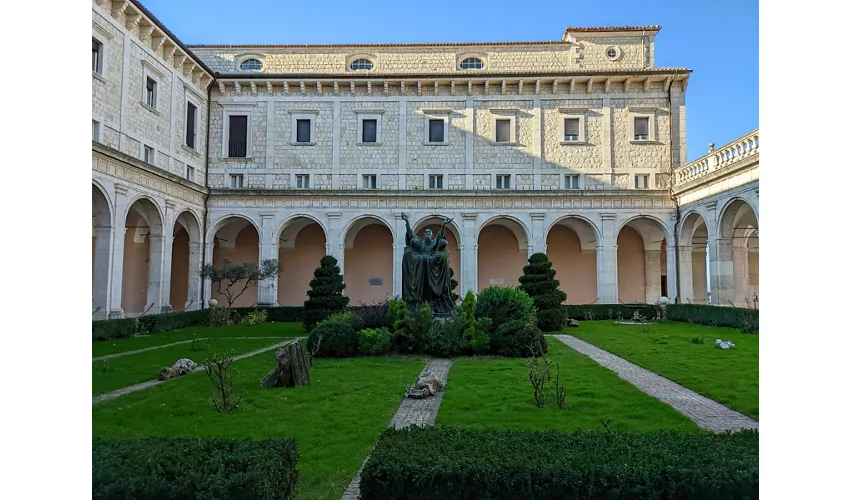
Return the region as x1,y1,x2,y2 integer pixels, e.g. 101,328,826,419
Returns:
368,278,383,286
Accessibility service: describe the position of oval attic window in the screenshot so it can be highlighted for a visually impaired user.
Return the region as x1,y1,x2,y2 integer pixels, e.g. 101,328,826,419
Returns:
460,57,484,69
349,58,374,71
240,59,262,71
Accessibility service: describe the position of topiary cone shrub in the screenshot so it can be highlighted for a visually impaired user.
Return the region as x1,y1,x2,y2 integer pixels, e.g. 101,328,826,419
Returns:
518,253,567,332
303,255,350,332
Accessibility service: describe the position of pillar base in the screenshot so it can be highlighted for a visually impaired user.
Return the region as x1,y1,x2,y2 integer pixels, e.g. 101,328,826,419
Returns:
108,309,124,319
160,305,173,314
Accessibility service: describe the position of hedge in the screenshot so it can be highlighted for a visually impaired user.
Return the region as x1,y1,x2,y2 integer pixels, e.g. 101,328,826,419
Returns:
93,436,299,500
360,427,759,500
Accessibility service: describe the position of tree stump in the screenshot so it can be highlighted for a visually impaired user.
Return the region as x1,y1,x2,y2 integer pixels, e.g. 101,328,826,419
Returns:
260,342,311,388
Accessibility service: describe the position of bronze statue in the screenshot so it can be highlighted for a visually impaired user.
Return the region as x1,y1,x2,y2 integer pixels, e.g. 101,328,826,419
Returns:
400,213,456,314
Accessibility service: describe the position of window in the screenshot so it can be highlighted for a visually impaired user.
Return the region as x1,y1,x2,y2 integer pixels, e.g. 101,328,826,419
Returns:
634,117,649,141
362,119,378,143
564,118,580,141
144,76,157,108
230,174,244,188
356,112,383,144
296,119,312,143
496,174,511,189
92,38,103,74
362,174,377,189
429,119,445,143
143,145,154,164
635,174,650,189
185,102,197,149
349,58,373,71
289,112,318,145
565,174,579,189
92,120,100,142
296,174,310,189
495,119,512,143
605,46,621,60
240,59,262,71
185,165,196,182
460,57,484,69
228,115,248,157
429,174,444,189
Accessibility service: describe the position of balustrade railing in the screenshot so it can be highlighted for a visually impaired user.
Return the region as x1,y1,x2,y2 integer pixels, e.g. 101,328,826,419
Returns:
675,129,759,185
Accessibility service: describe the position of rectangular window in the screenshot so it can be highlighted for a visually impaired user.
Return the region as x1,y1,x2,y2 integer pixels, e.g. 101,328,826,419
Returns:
228,115,248,157
634,117,649,140
143,145,154,164
635,174,650,189
92,38,103,74
565,174,580,189
185,102,197,149
429,174,444,189
362,174,377,189
495,119,512,143
496,174,511,189
296,119,312,143
564,118,580,141
145,77,157,108
428,119,445,143
362,119,378,143
185,165,195,182
92,120,100,142
230,174,244,188
296,174,310,189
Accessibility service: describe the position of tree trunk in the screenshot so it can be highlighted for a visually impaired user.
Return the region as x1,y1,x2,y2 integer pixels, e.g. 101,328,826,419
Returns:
260,342,311,388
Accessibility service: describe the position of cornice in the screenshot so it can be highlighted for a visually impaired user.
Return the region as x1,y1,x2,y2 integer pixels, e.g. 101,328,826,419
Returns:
92,142,207,196
672,154,759,197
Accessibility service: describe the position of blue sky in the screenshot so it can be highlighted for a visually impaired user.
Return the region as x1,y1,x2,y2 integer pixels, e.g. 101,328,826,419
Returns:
141,0,758,162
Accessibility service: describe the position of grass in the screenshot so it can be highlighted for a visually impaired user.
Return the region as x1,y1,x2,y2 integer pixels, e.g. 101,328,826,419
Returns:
92,354,426,500
92,322,305,358
568,320,759,419
437,338,700,433
93,338,288,396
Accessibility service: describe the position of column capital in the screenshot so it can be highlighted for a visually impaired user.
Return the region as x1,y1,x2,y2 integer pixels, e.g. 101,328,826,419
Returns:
327,212,342,220
260,212,275,219
393,212,406,220
530,212,546,221
704,201,718,212
600,213,616,221
114,183,129,197
461,212,478,221
165,200,178,211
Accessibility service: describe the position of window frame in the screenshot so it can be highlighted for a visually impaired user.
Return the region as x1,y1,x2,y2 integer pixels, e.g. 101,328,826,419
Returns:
142,144,156,165
295,174,311,189
362,174,378,189
184,97,200,150
557,107,588,144
239,58,263,71
456,52,487,71
428,174,444,189
185,165,196,182
564,174,581,190
140,62,164,113
92,119,101,142
628,107,658,143
422,109,452,145
92,37,104,75
489,108,518,145
229,174,244,189
91,24,112,82
495,174,512,189
459,57,485,70
289,111,318,146
634,174,651,190
356,111,384,145
349,58,375,71
221,105,255,158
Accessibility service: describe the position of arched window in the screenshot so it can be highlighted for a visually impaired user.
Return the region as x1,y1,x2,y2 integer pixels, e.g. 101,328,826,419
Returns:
349,58,374,71
460,57,484,70
240,59,262,71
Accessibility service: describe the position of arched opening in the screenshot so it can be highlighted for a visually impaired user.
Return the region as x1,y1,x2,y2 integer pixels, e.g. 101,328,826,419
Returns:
277,217,328,306
477,217,529,291
344,217,393,304
210,216,260,308
719,200,759,307
546,217,598,304
170,211,202,311
121,198,164,315
414,216,461,300
92,184,112,319
680,212,710,304
617,217,668,303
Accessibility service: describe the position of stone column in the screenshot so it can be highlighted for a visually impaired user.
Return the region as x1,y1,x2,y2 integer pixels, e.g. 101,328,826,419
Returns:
108,187,129,318
677,245,694,303
529,213,546,257
202,240,214,307
146,234,165,315
185,241,202,310
327,213,343,274
393,213,406,299
159,231,175,313
732,244,748,307
461,213,478,294
665,242,678,303
644,248,662,303
257,213,278,307
92,226,113,320
597,213,618,303
713,237,734,306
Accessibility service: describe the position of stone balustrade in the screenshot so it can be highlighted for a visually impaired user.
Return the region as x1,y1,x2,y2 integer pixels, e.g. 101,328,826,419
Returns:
675,129,759,185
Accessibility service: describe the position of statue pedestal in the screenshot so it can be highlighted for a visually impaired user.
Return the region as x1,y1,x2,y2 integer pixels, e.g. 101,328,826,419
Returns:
433,312,453,322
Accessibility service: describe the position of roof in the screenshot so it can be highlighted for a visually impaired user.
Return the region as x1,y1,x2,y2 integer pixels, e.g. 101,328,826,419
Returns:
128,0,215,76
213,68,692,80
188,41,569,49
564,25,661,33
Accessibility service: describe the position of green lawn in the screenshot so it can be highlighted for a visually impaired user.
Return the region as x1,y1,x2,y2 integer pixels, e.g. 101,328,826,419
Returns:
568,321,759,419
437,338,700,433
92,354,426,500
93,338,288,395
92,322,305,358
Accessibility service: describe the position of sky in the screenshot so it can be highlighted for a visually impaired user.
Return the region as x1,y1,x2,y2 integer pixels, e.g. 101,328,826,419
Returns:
141,0,758,163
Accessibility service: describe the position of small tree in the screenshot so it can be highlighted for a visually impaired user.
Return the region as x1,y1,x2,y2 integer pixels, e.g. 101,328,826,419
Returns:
303,255,349,331
200,257,282,314
203,351,243,413
518,253,567,332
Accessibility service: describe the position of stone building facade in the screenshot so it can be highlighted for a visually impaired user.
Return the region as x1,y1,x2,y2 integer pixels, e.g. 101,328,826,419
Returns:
92,0,758,318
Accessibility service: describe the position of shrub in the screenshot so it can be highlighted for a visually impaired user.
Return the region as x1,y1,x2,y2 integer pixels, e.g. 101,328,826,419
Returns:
475,286,535,330
303,255,350,331
351,298,391,331
308,313,359,357
425,313,464,357
387,298,407,332
392,303,434,353
239,309,268,326
359,427,759,500
203,350,242,412
92,436,298,500
667,304,759,333
358,327,392,355
537,309,568,333
518,253,567,331
491,319,546,358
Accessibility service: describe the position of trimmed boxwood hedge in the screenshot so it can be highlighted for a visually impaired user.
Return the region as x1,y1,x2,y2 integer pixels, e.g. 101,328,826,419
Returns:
360,427,758,500
93,436,299,500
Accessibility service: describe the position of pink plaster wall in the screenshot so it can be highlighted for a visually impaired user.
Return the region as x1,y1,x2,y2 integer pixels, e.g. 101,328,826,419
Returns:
278,223,326,306
546,225,597,304
478,225,526,290
170,227,190,311
421,224,461,296
211,226,259,307
693,251,707,302
344,224,393,304
121,211,150,314
617,226,645,302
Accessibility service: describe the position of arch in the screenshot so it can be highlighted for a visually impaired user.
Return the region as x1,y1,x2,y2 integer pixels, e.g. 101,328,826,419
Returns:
477,214,530,251
546,215,601,252
121,197,166,315
343,215,393,303
477,215,529,290
718,197,758,240
678,209,709,245
174,209,202,243
617,215,670,303
546,215,599,303
92,183,112,229
678,210,710,304
617,214,672,249
122,195,164,235
210,215,262,308
277,215,329,306
342,214,394,250
208,213,261,249
716,198,759,307
275,213,329,250
92,184,113,318
170,210,203,312
413,214,463,241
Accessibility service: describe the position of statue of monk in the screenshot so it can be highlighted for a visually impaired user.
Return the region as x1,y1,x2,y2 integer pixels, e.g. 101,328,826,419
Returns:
400,213,456,314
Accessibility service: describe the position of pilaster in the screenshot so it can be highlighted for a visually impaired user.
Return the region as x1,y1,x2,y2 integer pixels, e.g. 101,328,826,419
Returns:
257,213,278,306
597,213,618,303
461,213,478,294
327,213,343,274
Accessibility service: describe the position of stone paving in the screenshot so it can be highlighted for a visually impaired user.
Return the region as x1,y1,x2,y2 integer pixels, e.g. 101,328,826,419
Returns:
92,337,292,361
92,338,304,405
340,358,453,500
552,334,759,433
